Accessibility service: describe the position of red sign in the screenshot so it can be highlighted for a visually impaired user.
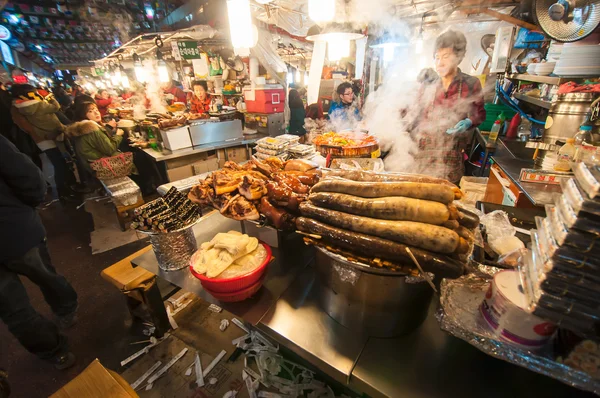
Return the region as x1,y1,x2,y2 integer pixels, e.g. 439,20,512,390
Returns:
13,75,28,84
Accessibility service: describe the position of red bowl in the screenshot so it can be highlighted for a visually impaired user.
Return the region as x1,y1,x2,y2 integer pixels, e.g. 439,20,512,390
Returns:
204,275,265,302
189,242,272,293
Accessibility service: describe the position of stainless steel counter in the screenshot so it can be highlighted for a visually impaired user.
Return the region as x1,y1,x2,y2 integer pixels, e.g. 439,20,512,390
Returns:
130,211,588,398
491,142,562,206
142,131,267,162
131,211,312,326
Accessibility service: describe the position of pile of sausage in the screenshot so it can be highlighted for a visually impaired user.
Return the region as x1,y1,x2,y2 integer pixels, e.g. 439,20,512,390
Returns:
296,171,480,277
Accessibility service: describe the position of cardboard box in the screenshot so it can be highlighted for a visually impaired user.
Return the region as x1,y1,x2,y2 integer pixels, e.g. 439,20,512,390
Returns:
226,146,249,163
192,158,219,175
166,165,194,182
51,359,137,398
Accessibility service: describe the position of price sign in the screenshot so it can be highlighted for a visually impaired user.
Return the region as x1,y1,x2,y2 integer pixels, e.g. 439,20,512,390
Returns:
591,97,600,123
176,41,200,60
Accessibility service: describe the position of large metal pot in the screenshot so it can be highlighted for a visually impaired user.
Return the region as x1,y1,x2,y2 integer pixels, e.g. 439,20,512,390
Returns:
544,93,599,144
314,247,434,338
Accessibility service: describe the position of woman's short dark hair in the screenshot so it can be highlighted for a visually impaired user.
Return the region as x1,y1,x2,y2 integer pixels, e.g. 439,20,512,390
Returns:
434,30,467,62
288,89,304,109
192,80,208,92
73,101,97,121
336,82,353,96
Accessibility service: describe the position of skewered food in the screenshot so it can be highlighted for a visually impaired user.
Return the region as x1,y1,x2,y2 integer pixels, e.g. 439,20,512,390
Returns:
299,202,468,254
308,192,451,225
311,178,458,203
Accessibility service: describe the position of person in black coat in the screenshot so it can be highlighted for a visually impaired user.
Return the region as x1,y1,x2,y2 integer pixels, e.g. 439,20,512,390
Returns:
0,135,78,370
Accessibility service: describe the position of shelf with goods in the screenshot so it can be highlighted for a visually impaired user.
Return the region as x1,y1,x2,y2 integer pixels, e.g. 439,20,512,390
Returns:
513,92,552,109
506,74,565,85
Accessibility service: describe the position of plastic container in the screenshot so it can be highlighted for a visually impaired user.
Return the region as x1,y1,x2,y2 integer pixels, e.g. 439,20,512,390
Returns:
574,123,594,161
243,86,286,114
189,243,272,293
489,120,501,142
554,138,576,172
506,113,521,139
480,103,517,132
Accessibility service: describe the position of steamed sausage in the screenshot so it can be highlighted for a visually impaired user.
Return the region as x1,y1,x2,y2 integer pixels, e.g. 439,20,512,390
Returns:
311,179,456,204
299,202,465,254
324,169,458,188
457,207,481,229
296,217,465,277
308,192,450,225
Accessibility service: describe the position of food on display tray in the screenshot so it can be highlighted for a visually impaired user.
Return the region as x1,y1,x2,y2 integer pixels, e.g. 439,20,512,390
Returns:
313,131,379,157
131,187,201,232
190,231,260,278
296,172,477,276
158,114,188,129
188,157,320,228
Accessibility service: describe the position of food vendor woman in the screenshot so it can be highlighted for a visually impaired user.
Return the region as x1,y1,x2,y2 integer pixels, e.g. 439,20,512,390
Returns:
188,80,211,115
411,30,485,184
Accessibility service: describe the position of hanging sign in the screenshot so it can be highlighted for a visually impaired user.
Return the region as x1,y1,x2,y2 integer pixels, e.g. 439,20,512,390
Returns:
176,41,201,60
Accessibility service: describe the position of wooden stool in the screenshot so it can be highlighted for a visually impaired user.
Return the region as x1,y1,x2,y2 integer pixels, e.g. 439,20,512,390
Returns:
101,246,170,337
50,359,138,398
115,197,145,232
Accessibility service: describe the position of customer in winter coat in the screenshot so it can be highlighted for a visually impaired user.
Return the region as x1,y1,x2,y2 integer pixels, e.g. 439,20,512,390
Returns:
288,89,306,138
10,84,76,201
0,134,78,370
65,102,123,166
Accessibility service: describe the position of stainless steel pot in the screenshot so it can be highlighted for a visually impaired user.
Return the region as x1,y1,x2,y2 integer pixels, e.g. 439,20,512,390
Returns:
313,247,434,338
544,93,600,144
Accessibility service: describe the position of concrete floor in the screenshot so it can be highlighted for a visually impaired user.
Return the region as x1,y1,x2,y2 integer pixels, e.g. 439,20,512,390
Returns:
0,200,151,398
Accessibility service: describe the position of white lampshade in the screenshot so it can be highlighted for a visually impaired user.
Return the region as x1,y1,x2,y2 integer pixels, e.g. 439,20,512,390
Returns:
309,0,335,23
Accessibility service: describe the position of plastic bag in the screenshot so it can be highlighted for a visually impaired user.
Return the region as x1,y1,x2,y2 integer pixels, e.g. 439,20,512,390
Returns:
480,210,525,256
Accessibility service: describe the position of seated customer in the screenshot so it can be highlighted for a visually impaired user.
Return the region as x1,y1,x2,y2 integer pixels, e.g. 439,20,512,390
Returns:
65,102,124,167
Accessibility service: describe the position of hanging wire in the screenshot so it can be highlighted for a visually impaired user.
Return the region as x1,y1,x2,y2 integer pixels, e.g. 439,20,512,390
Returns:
495,80,546,125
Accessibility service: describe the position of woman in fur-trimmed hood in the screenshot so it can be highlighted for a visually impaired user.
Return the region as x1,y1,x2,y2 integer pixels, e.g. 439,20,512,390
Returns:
65,101,123,164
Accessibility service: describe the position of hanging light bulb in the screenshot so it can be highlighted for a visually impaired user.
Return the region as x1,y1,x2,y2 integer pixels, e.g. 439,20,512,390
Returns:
415,37,423,54
327,35,350,61
309,0,335,23
111,69,122,86
133,53,147,83
226,0,254,49
157,60,170,83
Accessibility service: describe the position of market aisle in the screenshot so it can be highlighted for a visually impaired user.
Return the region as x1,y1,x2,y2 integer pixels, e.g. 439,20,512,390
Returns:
0,201,150,398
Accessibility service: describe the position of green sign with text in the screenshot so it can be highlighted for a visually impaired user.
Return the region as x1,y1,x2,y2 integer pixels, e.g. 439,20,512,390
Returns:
177,41,200,60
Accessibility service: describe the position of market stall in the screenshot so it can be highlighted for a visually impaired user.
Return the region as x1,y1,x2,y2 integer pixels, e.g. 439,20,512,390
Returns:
82,0,600,395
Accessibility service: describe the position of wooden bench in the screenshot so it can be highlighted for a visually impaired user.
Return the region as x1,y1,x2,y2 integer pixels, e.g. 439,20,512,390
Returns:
100,177,145,231
101,246,170,337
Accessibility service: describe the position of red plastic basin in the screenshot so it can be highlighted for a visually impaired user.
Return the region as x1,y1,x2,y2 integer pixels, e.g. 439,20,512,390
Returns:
189,242,272,293
204,275,265,302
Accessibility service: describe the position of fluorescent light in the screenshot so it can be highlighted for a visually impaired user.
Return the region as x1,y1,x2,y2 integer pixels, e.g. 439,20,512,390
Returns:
309,0,334,23
327,36,349,61
287,70,293,85
226,0,254,49
158,60,170,83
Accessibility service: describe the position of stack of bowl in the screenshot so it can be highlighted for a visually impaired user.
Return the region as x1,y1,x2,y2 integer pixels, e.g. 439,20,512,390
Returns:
536,62,556,76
